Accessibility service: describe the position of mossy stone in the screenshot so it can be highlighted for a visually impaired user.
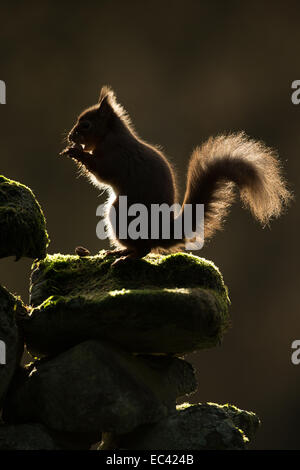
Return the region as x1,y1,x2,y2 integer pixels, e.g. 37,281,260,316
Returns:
110,402,260,450
221,403,260,441
24,251,230,356
0,175,49,260
0,284,25,406
3,340,196,435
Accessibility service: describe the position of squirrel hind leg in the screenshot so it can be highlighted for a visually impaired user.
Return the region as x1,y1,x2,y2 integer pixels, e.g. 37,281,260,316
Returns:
106,248,133,257
111,247,150,266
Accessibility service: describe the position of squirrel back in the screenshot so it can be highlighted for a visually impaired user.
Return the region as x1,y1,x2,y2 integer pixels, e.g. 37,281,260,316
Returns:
62,87,292,260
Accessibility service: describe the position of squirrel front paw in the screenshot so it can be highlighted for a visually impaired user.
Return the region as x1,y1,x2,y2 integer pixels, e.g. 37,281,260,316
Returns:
60,145,82,159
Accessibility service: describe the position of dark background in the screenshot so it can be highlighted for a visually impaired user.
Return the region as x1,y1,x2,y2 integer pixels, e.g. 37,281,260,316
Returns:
0,1,299,449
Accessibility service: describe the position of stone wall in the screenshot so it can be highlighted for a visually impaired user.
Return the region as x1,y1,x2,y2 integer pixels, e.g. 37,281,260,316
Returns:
0,177,260,450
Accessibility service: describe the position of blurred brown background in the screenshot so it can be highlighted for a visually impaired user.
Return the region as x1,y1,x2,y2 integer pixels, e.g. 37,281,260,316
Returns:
0,1,299,449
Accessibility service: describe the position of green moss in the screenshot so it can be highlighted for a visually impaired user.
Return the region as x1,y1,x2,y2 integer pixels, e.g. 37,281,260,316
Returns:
31,251,229,304
24,251,230,357
0,175,49,260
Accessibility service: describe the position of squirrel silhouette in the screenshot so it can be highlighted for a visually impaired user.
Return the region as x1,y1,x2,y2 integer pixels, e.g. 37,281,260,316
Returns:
61,86,292,263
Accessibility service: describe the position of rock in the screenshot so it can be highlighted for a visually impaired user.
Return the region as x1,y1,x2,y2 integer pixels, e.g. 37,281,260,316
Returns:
0,284,25,406
0,423,59,450
222,403,260,441
111,402,260,450
0,419,98,450
3,340,196,435
0,175,49,260
23,251,230,357
46,430,100,450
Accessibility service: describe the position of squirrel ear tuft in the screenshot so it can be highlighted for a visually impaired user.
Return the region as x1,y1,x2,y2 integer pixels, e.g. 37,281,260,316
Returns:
98,86,116,115
98,85,115,104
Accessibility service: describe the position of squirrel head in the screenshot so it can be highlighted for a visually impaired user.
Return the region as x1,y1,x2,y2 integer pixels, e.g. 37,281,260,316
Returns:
67,86,123,152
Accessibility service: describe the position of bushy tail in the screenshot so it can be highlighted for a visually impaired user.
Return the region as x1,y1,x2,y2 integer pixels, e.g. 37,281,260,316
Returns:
183,132,292,240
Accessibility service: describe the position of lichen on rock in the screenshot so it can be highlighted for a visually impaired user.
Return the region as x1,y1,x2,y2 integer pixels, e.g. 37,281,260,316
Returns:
0,175,49,260
24,251,230,357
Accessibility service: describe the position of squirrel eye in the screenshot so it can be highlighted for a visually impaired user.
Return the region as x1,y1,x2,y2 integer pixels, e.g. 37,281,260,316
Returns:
79,120,91,130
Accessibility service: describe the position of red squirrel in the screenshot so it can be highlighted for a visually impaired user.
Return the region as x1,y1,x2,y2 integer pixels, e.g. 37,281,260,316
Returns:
61,86,292,263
